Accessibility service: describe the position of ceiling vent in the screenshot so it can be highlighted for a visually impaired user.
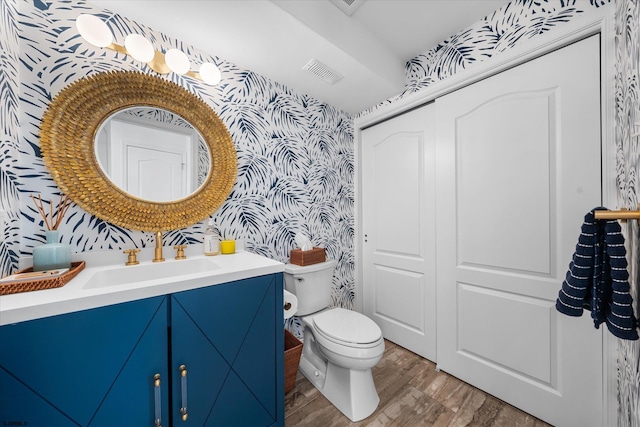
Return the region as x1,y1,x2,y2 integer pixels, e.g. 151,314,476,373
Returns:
329,0,365,16
302,59,344,85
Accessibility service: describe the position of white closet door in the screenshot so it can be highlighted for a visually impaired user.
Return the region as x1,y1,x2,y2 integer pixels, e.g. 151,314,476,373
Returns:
436,35,602,426
361,104,437,361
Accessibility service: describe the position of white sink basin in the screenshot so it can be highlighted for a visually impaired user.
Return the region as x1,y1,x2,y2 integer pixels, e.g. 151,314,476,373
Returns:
84,258,220,289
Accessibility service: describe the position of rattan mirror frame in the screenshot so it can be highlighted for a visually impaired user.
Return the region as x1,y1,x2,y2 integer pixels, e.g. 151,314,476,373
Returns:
40,71,237,232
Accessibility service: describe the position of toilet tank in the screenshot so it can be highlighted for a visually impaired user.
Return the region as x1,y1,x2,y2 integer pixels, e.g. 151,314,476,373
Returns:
284,260,337,316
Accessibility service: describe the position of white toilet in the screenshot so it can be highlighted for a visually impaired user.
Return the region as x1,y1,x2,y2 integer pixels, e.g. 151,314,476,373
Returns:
284,260,385,422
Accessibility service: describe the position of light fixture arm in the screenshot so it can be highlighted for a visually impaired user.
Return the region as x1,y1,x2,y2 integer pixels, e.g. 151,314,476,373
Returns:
148,50,171,75
105,42,170,75
107,42,127,55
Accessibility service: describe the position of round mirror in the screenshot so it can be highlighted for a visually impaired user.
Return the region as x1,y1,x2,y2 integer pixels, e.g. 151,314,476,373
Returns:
40,71,237,232
95,107,211,203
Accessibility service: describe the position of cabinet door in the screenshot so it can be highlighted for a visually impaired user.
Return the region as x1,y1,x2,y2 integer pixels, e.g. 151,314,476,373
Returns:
171,273,283,426
0,296,169,427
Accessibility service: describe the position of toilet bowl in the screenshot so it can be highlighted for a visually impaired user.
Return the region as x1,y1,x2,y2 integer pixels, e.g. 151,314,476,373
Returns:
284,261,384,422
309,307,384,370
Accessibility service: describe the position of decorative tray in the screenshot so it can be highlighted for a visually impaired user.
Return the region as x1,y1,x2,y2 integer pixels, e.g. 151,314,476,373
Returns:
0,261,85,296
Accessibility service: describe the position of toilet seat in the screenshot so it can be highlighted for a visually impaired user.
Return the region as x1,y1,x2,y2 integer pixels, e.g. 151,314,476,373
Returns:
305,308,385,369
313,308,382,347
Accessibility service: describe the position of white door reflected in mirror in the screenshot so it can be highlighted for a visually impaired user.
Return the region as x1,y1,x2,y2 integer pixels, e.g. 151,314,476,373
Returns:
95,107,210,202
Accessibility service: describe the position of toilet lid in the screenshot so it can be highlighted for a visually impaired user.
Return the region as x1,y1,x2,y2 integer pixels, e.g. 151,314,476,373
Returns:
313,308,382,345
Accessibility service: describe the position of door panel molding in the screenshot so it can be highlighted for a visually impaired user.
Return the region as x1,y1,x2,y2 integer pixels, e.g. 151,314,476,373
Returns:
456,89,555,275
457,282,556,385
373,265,425,332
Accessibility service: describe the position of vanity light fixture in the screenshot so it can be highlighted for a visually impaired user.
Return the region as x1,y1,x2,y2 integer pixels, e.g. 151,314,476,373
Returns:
75,14,222,86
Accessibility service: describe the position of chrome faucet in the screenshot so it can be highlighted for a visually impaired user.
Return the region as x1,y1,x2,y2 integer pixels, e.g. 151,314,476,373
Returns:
153,231,165,262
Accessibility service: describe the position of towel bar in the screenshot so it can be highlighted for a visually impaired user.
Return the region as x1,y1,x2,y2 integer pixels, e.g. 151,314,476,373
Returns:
594,205,640,222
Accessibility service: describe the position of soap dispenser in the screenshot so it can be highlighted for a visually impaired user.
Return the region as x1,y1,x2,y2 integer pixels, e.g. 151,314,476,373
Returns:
203,219,220,256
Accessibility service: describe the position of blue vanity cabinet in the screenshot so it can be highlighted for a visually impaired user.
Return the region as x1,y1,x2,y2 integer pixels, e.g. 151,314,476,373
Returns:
0,272,283,427
0,296,169,426
170,273,284,426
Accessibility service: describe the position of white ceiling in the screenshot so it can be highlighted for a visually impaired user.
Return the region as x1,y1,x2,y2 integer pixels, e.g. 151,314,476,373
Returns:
89,0,509,114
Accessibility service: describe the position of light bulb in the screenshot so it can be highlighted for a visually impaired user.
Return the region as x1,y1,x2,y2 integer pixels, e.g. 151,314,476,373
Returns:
124,34,155,63
165,49,190,75
76,14,113,48
199,62,221,85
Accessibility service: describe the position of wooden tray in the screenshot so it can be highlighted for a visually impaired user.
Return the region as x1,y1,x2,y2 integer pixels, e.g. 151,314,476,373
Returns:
0,261,85,296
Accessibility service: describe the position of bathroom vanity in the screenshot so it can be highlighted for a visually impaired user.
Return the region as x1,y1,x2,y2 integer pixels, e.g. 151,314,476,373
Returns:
0,249,284,427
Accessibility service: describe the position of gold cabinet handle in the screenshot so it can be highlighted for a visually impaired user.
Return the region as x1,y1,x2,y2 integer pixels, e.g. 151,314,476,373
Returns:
154,373,162,427
179,365,188,421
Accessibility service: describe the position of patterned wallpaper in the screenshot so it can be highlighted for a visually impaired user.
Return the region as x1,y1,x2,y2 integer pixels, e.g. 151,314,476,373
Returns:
0,1,20,279
404,0,610,93
1,0,637,422
360,0,612,116
614,0,640,424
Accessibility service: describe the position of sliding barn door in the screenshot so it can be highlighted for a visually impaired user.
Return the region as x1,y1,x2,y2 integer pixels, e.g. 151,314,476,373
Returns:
361,104,437,361
435,35,603,426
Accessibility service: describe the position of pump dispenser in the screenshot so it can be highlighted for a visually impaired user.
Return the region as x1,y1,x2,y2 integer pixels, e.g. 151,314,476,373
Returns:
203,219,220,256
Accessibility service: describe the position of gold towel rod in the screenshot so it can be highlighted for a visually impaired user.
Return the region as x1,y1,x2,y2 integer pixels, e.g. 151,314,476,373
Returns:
594,205,640,222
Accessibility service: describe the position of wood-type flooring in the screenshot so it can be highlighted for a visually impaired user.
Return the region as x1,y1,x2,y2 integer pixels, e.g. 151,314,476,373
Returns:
284,340,552,427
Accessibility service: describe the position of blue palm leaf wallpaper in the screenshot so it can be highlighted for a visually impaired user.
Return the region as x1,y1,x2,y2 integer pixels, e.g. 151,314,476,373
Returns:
5,0,354,276
0,0,20,279
221,102,271,147
269,133,309,180
1,0,637,421
614,1,640,424
404,0,600,94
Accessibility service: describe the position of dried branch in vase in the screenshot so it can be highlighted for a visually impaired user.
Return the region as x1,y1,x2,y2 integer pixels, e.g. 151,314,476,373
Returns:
30,194,72,231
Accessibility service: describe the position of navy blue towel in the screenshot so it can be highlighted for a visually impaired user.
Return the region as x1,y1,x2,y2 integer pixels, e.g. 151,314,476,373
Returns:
556,208,638,340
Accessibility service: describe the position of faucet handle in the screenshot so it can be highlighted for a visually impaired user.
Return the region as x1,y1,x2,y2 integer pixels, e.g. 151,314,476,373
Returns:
123,249,141,266
174,245,187,260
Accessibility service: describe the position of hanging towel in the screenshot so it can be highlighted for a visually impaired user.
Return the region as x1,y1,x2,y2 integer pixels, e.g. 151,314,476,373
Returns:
556,208,639,340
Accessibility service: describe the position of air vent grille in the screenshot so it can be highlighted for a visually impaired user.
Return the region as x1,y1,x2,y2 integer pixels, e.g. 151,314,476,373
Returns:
302,59,344,85
329,0,364,16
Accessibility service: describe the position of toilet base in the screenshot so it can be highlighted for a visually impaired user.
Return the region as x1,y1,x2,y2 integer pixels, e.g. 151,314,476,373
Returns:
299,353,380,422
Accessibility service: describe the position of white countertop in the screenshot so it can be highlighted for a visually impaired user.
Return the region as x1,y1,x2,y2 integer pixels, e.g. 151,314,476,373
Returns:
0,245,284,326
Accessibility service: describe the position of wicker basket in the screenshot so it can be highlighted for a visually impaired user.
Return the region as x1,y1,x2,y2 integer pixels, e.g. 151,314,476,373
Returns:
0,261,85,296
290,247,326,266
284,329,303,393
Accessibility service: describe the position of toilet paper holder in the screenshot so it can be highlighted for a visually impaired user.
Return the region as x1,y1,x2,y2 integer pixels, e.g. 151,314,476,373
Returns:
283,289,298,319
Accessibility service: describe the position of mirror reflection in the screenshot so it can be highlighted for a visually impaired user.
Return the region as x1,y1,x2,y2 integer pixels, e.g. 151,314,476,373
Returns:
95,107,211,202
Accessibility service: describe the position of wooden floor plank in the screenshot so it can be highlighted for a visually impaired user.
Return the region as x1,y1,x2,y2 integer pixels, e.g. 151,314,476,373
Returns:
284,340,552,427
